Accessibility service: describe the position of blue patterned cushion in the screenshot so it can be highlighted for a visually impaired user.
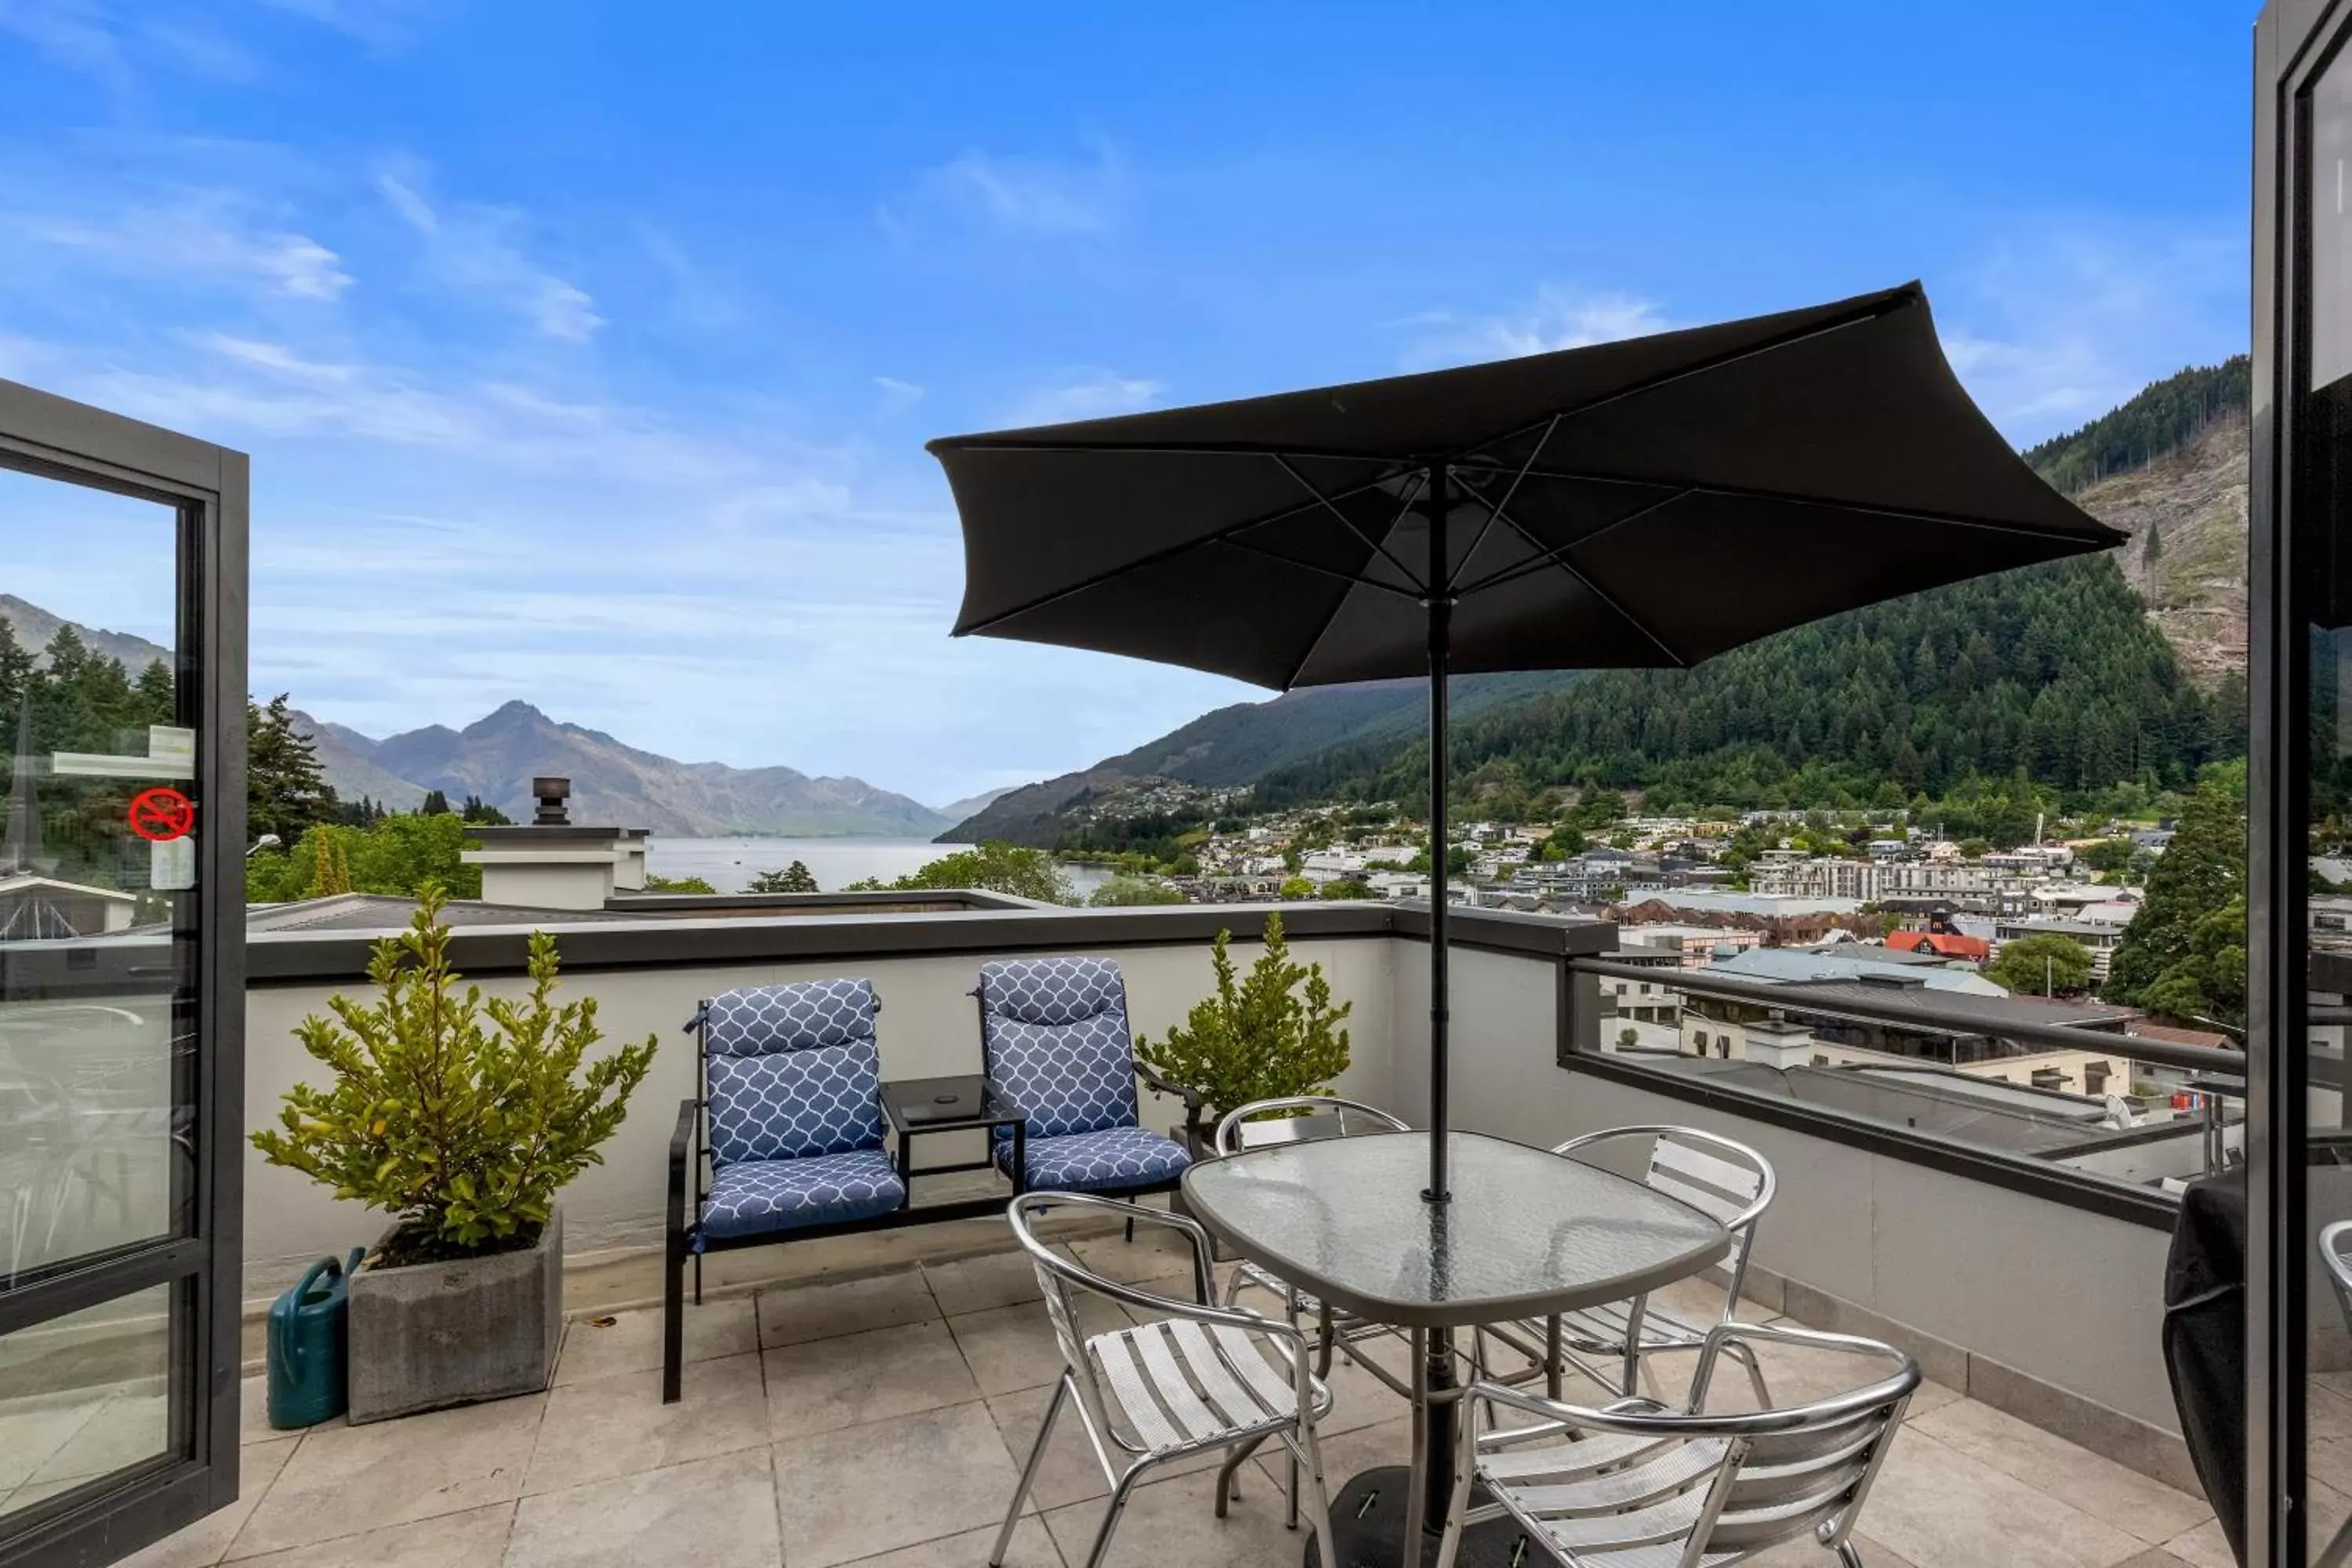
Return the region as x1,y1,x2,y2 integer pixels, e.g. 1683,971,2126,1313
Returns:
706,977,877,1056
979,958,1138,1141
702,979,884,1166
996,1126,1192,1194
698,1149,904,1243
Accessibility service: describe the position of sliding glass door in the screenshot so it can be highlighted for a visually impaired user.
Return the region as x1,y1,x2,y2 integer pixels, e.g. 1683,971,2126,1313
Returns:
0,379,245,1568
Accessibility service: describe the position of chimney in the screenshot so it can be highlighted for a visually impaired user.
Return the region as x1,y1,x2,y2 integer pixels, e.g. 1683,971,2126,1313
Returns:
462,781,648,910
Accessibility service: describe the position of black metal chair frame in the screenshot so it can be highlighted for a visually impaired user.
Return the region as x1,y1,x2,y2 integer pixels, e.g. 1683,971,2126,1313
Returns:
664,993,1012,1403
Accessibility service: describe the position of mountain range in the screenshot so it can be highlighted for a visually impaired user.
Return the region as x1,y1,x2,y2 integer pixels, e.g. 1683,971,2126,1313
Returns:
944,358,2252,845
325,702,956,837
0,597,959,837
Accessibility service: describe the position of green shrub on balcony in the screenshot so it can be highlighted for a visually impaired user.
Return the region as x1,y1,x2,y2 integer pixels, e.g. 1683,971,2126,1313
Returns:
1137,911,1351,1124
251,884,658,1264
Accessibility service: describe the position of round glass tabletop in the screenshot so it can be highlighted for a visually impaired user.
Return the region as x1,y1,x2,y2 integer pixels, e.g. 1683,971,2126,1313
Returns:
1181,1129,1730,1328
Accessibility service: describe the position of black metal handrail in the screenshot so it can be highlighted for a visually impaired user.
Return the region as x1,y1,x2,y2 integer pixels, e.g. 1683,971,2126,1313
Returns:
1571,956,2245,1079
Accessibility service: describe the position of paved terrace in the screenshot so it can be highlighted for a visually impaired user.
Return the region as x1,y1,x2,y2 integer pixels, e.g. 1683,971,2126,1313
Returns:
85,1229,2238,1568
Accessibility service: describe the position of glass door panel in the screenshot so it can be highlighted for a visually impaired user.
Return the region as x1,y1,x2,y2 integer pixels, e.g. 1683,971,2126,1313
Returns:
0,1287,175,1520
2303,31,2352,1564
0,466,198,1284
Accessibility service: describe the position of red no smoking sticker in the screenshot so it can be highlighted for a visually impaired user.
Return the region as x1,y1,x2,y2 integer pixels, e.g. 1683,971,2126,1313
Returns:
127,787,196,843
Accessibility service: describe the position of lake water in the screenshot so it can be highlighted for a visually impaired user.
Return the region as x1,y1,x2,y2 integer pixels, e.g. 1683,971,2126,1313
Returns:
644,837,1113,899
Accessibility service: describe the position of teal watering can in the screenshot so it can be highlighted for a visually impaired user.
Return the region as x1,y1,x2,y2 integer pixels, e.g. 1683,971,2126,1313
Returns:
267,1248,365,1429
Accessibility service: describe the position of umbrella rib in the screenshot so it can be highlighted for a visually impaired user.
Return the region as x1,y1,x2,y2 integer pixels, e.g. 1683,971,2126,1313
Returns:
1277,472,1438,689
1445,415,1561,595
1453,488,1695,598
1271,454,1430,594
1442,462,2123,545
1218,534,1428,601
953,463,1417,635
1437,287,1917,470
1449,485,1691,667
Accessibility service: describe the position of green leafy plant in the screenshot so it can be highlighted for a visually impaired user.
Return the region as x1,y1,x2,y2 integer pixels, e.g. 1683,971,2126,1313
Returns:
846,840,1073,904
1136,911,1352,1124
252,884,658,1263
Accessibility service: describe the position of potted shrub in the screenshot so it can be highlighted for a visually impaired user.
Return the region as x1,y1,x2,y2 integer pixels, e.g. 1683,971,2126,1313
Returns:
1137,909,1352,1155
252,885,655,1421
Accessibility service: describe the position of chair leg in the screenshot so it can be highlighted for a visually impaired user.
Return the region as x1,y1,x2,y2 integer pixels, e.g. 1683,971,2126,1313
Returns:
1833,1543,1866,1567
993,1376,1069,1566
2315,1512,2352,1568
1080,1467,1142,1568
1729,1338,1773,1407
1292,1421,1336,1565
1124,1215,1135,1243
1214,1433,1269,1518
693,1251,703,1307
662,1236,686,1405
1544,1314,1565,1400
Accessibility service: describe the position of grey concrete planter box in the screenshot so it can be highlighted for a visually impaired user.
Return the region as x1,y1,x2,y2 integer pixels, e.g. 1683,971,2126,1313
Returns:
347,1207,562,1424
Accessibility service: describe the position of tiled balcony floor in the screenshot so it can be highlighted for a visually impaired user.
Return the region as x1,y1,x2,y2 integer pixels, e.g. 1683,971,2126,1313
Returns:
113,1232,2224,1568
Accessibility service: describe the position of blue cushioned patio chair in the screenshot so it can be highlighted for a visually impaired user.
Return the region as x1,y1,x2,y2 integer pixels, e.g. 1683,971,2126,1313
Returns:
975,957,1200,1215
664,977,902,1402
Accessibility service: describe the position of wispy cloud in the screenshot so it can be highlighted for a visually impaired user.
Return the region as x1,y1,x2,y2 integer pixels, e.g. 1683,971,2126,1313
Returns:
1937,220,2244,441
872,375,924,412
255,0,434,51
1002,368,1163,426
1397,284,1675,370
895,141,1126,236
9,187,353,299
377,164,603,341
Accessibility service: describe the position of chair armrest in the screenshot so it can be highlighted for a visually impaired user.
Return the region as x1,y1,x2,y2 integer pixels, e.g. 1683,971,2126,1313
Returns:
666,1098,697,1240
1134,1061,1205,1138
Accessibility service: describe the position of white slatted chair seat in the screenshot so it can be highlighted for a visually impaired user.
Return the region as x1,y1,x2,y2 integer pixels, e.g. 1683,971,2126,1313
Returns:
1087,1318,1334,1454
1484,1127,1776,1405
994,1192,1339,1568
1437,1325,1917,1568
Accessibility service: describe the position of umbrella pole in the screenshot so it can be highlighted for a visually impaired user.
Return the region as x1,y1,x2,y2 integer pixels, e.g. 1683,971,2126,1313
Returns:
1425,460,1450,1205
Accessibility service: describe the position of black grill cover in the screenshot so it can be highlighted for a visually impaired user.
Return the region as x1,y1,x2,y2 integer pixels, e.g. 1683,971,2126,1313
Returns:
2165,1168,2246,1565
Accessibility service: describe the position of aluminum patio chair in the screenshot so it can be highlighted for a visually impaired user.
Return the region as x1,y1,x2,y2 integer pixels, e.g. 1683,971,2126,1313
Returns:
993,1191,1338,1568
1437,1323,1919,1568
1214,1094,1409,1356
1479,1125,1777,1403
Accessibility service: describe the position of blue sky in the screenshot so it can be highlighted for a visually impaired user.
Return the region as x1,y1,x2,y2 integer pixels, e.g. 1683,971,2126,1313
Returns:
0,1,2252,810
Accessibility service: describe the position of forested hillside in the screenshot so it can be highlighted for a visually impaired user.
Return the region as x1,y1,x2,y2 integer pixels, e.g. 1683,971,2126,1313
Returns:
1253,553,2242,815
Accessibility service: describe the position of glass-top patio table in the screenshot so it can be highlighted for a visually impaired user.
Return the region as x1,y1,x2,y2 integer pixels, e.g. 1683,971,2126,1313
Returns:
1181,1129,1731,1567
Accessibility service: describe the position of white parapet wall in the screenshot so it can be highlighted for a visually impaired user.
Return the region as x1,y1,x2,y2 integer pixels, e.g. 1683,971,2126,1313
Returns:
241,903,1403,1298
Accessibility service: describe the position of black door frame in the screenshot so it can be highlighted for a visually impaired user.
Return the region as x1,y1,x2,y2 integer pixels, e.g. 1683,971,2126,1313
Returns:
0,379,247,1568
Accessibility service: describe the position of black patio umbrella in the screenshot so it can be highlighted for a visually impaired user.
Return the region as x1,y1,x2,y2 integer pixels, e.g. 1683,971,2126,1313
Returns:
927,281,2121,1205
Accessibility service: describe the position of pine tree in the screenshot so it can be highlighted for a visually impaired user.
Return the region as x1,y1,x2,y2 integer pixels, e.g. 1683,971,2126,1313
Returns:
249,694,339,842
419,789,452,815
2105,770,2247,1014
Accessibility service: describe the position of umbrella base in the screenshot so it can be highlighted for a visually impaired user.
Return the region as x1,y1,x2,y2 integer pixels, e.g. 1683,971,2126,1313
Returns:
1310,1467,1526,1568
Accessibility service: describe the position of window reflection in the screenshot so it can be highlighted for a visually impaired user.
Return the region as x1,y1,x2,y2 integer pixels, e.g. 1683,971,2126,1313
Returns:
0,468,195,1283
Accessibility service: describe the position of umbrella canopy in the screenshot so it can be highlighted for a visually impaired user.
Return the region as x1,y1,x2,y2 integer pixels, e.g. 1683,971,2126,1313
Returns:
928,281,2122,1200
